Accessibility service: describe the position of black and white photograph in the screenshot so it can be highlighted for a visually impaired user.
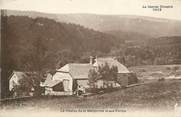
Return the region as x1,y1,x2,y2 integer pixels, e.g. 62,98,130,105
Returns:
0,0,181,117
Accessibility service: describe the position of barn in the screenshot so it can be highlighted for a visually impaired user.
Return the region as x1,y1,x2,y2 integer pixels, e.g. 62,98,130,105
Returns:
43,63,93,95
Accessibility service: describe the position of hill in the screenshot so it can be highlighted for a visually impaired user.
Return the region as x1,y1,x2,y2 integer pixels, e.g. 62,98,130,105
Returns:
2,10,181,69
148,36,181,47
147,36,181,64
6,10,181,38
2,15,122,73
117,36,181,66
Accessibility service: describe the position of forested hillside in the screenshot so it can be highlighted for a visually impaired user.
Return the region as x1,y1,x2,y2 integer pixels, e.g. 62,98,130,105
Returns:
147,36,181,64
2,15,123,73
2,15,181,74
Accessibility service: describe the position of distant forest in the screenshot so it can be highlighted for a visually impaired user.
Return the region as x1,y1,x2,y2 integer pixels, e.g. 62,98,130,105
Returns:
1,15,181,75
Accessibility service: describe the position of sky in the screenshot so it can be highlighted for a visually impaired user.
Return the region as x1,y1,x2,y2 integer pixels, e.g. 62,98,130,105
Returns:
1,0,181,20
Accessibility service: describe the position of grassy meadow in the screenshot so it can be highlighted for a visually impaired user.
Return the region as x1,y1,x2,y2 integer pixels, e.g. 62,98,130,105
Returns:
1,80,181,112
1,65,181,112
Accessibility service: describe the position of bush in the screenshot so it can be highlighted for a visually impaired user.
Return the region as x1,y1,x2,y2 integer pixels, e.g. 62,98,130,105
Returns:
158,78,165,82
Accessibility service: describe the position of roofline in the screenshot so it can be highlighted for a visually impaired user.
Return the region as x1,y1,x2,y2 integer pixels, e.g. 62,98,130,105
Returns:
8,70,38,80
118,72,131,74
55,70,74,80
8,72,15,80
56,71,69,73
67,63,92,65
44,81,62,88
73,78,89,80
55,71,89,80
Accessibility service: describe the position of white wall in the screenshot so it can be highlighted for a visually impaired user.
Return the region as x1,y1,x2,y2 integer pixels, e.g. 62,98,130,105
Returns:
9,74,19,91
52,72,73,92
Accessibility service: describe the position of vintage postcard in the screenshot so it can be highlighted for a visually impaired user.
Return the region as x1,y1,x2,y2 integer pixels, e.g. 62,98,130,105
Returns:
0,0,181,117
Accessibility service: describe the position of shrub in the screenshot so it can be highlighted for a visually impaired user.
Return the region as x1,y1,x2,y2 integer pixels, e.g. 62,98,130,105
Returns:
158,78,165,82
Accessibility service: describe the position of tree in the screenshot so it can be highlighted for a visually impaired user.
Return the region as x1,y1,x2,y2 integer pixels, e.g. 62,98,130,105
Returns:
110,66,118,82
20,18,53,96
88,63,118,89
88,69,99,88
98,62,110,81
55,49,74,69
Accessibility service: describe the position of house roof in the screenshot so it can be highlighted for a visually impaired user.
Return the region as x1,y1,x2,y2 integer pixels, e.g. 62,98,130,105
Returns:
9,71,27,80
57,63,93,79
43,72,70,87
15,71,27,78
93,57,130,73
53,72,72,79
9,71,37,80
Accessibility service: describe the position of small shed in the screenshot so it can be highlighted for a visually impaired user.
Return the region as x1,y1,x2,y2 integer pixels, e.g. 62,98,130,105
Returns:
9,71,35,97
9,71,26,91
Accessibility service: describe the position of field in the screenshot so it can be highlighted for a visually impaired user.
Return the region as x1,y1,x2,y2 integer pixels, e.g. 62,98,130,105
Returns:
1,65,181,114
129,64,181,81
1,80,181,112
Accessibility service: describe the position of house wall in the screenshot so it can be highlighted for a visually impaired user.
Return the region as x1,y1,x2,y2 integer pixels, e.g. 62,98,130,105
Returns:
9,74,19,91
95,80,104,88
117,73,138,86
63,79,72,91
107,81,120,88
76,79,89,89
128,73,138,85
117,73,129,87
94,80,120,88
45,87,72,95
52,72,73,92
